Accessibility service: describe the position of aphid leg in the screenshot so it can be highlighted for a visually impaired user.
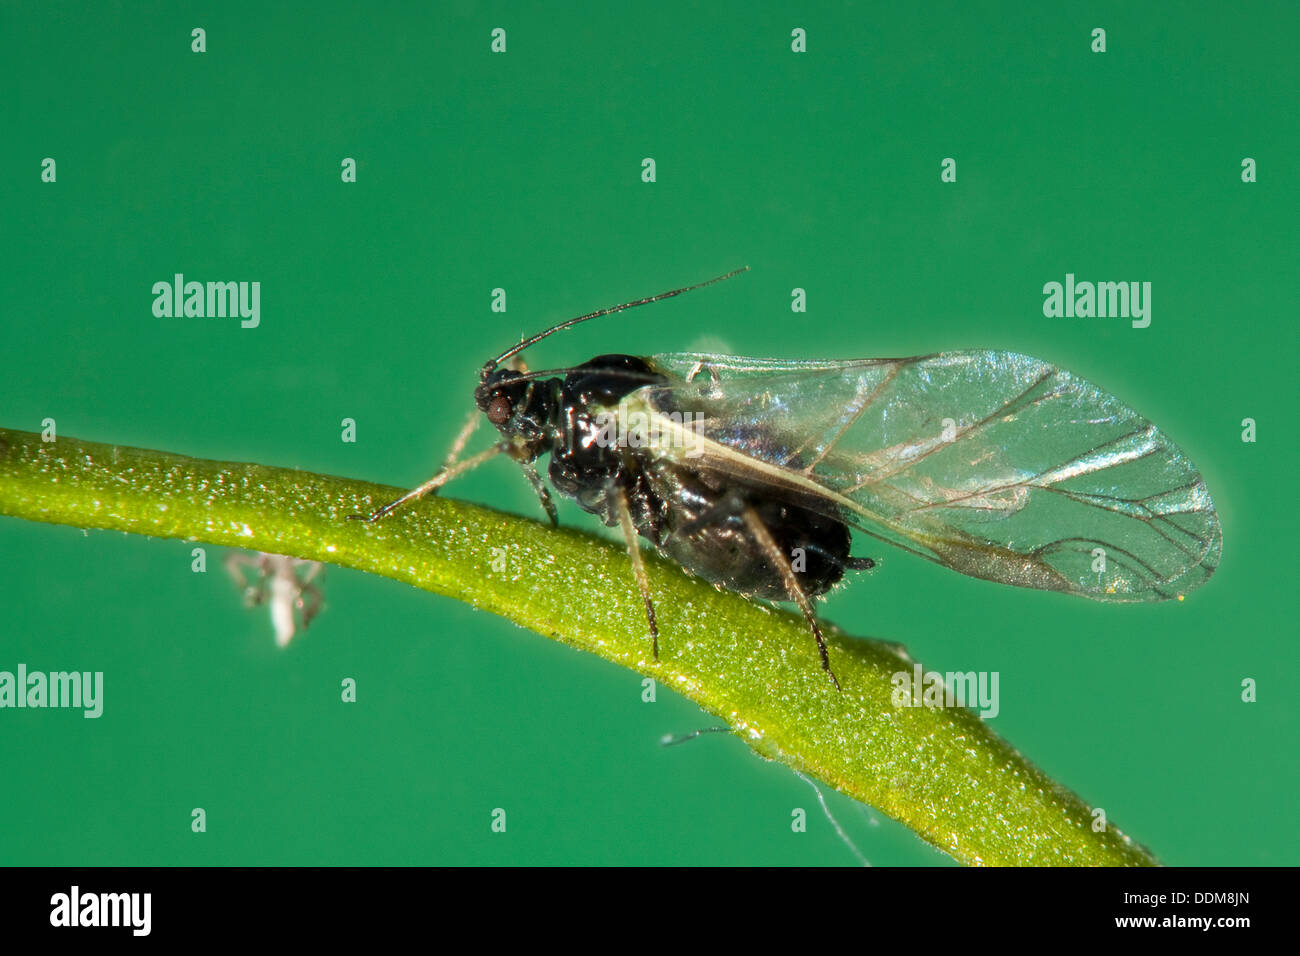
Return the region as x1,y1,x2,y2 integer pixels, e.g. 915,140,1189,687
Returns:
520,461,559,527
295,558,324,585
224,552,267,606
349,443,505,523
295,560,325,629
348,410,485,522
297,580,324,630
438,409,483,472
224,551,257,588
613,485,660,661
741,508,842,690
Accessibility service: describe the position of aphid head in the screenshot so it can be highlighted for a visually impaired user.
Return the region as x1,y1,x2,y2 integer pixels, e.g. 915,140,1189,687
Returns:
475,367,556,458
473,268,749,457
475,367,526,427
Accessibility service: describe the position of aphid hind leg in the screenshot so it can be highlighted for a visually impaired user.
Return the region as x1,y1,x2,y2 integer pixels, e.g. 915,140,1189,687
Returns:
613,485,660,661
741,507,842,690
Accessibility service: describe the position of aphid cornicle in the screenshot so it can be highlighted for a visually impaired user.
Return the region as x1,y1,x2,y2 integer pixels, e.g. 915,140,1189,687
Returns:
353,268,1222,689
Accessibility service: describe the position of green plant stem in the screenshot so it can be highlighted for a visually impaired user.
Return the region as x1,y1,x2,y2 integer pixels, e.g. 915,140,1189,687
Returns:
0,427,1156,866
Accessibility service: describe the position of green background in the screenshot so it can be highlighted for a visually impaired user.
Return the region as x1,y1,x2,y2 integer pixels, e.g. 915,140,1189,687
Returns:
1,1,1295,865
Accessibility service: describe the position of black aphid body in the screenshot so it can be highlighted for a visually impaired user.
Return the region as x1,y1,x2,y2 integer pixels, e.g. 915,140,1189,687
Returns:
358,267,1222,689
360,269,884,688
475,352,857,603
653,471,853,601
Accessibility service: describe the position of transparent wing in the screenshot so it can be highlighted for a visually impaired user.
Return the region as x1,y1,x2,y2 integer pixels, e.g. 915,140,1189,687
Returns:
641,351,1222,601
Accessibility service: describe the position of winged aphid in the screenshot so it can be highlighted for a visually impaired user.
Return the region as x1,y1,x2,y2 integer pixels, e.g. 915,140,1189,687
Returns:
352,269,1221,688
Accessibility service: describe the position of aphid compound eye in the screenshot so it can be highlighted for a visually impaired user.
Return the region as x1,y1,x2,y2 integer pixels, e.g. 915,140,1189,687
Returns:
476,369,525,421
487,394,513,426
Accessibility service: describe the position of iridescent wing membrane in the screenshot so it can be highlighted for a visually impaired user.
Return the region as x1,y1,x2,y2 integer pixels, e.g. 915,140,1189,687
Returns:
641,351,1221,601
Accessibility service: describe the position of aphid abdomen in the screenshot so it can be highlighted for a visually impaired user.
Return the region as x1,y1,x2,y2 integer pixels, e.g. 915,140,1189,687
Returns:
655,465,852,601
759,503,854,598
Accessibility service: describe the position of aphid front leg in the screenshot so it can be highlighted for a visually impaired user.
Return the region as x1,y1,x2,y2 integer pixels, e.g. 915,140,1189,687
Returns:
350,442,504,523
740,507,842,690
613,485,660,662
439,409,483,472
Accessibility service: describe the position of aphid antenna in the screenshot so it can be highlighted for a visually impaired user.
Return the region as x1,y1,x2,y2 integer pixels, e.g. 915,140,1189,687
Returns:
479,266,750,380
